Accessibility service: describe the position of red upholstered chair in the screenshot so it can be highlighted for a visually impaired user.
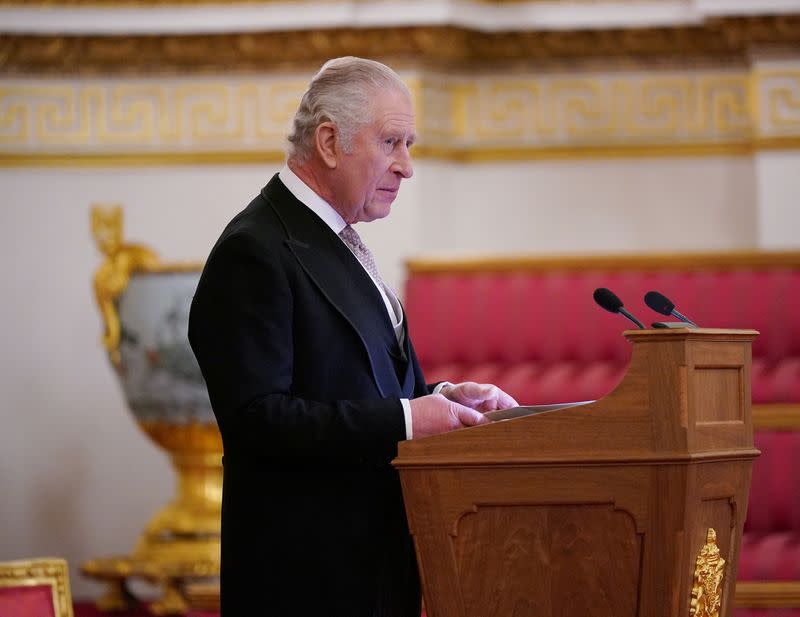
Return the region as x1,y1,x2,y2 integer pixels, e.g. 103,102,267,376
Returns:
0,558,74,617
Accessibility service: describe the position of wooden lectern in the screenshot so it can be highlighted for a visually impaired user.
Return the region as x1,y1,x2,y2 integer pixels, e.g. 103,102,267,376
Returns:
394,329,760,617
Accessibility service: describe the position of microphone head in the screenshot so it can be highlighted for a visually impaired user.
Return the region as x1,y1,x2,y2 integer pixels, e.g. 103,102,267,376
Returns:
644,291,675,316
593,287,624,314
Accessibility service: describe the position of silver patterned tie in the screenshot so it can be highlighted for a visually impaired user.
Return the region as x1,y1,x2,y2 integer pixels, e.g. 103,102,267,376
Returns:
339,225,387,289
340,224,404,347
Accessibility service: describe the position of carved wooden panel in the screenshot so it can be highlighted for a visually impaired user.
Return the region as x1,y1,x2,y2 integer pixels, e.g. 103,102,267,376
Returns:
451,504,641,617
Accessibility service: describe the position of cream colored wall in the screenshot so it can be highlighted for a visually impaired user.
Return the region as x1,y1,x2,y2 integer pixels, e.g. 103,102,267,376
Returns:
407,157,759,256
755,150,800,249
0,154,790,598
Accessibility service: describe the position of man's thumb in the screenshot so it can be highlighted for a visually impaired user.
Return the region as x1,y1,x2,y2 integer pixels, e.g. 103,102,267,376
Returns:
455,403,489,427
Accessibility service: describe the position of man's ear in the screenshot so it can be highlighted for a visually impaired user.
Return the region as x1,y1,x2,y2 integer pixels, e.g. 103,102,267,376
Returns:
314,122,338,169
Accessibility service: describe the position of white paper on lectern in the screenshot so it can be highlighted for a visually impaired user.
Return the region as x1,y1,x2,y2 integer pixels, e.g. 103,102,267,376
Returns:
485,400,595,422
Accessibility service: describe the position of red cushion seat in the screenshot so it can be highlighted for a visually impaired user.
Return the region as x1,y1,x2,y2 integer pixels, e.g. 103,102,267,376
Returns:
0,585,57,617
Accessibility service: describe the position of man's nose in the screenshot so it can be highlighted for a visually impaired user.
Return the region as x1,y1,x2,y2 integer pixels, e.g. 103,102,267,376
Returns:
392,146,414,179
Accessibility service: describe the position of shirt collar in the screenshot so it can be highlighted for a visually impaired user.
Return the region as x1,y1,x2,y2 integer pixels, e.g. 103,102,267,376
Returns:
279,164,347,234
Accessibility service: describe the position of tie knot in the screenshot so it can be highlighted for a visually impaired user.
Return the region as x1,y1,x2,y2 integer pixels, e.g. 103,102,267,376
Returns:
339,224,381,282
338,224,363,249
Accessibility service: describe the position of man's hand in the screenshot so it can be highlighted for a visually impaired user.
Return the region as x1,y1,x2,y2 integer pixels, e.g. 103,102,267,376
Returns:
409,394,489,438
439,381,518,412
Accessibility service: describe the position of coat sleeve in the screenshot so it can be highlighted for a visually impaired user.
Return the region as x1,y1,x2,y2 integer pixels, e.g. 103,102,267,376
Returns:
188,231,406,464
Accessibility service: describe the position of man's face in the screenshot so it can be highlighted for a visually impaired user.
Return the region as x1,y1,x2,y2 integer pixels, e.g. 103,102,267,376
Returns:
330,88,416,224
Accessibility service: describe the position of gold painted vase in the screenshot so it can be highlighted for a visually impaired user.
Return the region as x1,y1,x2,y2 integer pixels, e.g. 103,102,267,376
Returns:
83,206,220,615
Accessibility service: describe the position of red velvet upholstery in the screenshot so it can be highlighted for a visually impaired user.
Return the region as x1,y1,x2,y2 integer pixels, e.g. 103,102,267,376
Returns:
0,585,57,617
736,430,800,586
405,254,800,613
745,432,800,537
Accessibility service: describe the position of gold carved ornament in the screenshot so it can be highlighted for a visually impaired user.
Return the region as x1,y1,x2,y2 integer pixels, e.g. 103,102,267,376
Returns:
91,204,159,365
690,528,727,617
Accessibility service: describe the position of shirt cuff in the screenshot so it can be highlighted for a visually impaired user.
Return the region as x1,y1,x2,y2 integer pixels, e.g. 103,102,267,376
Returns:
432,381,453,395
401,398,413,440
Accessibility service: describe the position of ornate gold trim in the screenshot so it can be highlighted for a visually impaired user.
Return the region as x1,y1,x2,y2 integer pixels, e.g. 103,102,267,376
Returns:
0,146,752,167
0,152,287,167
7,139,800,166
752,404,800,430
690,528,726,617
0,144,763,167
0,558,74,617
735,581,800,608
414,143,755,162
91,204,159,365
405,250,800,274
1,17,799,75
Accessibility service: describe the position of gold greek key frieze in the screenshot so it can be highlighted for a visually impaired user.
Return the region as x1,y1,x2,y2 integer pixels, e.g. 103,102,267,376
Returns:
0,81,304,149
690,528,727,617
1,68,799,162
421,73,752,147
1,17,799,75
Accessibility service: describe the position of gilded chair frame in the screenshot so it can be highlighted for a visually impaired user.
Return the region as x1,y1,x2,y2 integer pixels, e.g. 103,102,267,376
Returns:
0,558,74,617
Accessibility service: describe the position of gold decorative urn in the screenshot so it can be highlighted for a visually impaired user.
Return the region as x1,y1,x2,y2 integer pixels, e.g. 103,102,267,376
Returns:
83,206,220,615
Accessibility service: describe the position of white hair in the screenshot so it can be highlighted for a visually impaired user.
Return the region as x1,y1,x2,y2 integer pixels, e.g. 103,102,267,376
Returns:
287,56,411,162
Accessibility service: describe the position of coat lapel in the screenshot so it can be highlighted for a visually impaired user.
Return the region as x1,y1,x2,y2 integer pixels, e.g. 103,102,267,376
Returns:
261,177,404,398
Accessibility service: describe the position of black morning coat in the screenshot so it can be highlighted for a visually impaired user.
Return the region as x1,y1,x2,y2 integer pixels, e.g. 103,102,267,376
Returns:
188,174,432,617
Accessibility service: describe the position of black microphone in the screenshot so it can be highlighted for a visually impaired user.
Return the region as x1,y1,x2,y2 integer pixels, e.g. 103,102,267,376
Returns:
593,287,645,329
644,291,698,327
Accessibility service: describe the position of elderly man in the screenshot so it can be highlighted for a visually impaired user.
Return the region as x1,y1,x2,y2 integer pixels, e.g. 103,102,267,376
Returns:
189,57,517,617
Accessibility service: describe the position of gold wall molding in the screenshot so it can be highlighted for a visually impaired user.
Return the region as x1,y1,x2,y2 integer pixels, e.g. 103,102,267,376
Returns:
1,17,799,75
1,66,798,164
735,581,800,608
405,250,800,274
752,404,800,430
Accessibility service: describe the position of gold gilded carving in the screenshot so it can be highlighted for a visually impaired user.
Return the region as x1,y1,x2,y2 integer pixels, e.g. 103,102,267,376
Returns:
91,205,158,365
1,17,799,75
690,528,727,617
